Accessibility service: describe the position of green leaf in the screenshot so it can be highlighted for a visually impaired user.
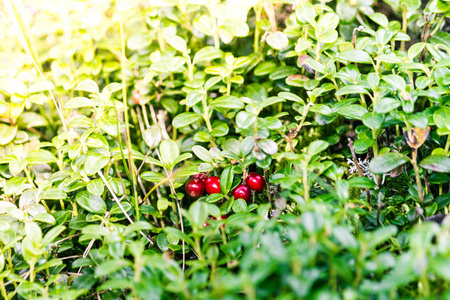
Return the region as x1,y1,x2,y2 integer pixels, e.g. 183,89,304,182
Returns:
4,177,32,195
317,29,338,44
258,139,278,155
335,85,369,96
295,38,312,54
220,20,249,37
375,97,401,114
192,145,213,163
27,149,56,165
266,32,289,50
254,61,277,76
188,201,208,228
211,96,244,110
76,191,106,214
96,259,132,277
41,188,67,200
84,153,109,176
232,199,247,213
165,226,194,246
204,76,221,90
336,105,368,120
382,75,406,91
143,126,162,149
369,13,389,27
18,112,48,127
348,177,376,188
220,165,234,195
206,193,224,203
308,140,329,156
211,123,229,137
141,171,166,182
159,140,179,167
369,152,409,174
193,46,222,65
75,79,99,94
166,35,187,53
362,112,384,130
42,225,66,246
420,156,450,173
408,43,426,61
99,116,118,136
186,92,204,107
236,111,257,129
25,222,42,247
167,56,186,72
65,97,95,109
304,58,326,74
0,124,17,145
340,50,373,64
333,226,357,250
172,113,202,128
172,153,192,166
87,179,105,196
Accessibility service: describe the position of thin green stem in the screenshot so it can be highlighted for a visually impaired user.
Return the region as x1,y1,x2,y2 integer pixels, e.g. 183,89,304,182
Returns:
194,237,205,261
202,95,213,132
430,14,445,37
444,135,450,155
117,1,139,220
253,2,263,53
0,279,8,300
29,257,36,282
208,8,220,49
401,5,407,52
411,150,424,203
302,161,310,202
372,130,379,157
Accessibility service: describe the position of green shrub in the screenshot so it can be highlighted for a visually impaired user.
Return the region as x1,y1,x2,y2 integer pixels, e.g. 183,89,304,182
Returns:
0,0,450,299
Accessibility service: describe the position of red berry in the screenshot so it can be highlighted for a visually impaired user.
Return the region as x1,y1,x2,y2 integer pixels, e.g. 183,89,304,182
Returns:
193,173,206,179
185,178,205,198
214,214,228,220
132,90,141,105
205,176,221,194
233,184,251,202
245,172,265,192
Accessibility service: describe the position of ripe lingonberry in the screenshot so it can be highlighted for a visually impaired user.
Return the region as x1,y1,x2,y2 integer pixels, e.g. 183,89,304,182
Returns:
205,176,221,194
132,89,141,105
245,172,265,191
185,178,205,198
232,184,251,202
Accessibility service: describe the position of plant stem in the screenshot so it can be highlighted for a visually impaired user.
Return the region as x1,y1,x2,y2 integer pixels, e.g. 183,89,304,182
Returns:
445,135,450,155
401,5,407,52
411,150,424,203
202,95,213,132
430,14,445,37
194,237,205,261
372,130,379,157
117,1,139,220
253,2,262,53
29,257,36,282
208,9,220,49
0,280,8,300
186,55,194,81
302,161,310,202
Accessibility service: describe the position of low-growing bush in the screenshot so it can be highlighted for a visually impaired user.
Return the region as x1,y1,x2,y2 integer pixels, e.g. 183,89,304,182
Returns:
0,0,450,299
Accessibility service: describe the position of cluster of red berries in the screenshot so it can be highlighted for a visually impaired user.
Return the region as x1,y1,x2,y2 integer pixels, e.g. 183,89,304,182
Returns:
185,172,265,201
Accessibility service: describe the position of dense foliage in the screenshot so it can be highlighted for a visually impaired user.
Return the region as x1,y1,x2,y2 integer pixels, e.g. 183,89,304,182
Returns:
0,0,450,298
